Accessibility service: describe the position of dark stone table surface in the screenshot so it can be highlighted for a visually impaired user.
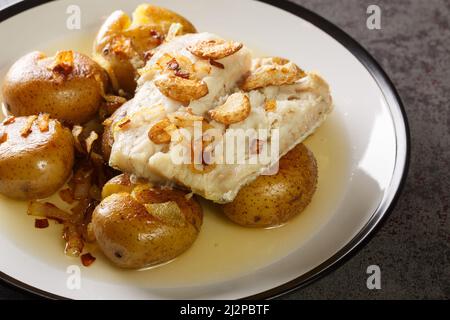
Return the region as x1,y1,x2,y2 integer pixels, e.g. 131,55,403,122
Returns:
0,0,448,300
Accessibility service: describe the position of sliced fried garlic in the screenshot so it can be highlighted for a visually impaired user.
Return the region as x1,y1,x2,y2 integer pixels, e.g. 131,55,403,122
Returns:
155,75,208,103
155,53,175,70
187,39,243,60
71,125,85,154
165,23,183,42
2,116,16,126
116,117,131,129
143,54,195,80
193,59,212,78
37,113,50,132
168,112,204,128
20,115,38,137
241,57,306,91
85,131,99,154
167,55,194,78
264,99,277,112
148,118,173,144
270,57,290,65
294,73,332,104
209,92,251,125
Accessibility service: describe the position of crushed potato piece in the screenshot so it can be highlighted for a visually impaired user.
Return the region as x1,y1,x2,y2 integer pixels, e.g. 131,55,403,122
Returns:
150,29,164,45
144,201,185,227
108,36,133,58
101,95,127,118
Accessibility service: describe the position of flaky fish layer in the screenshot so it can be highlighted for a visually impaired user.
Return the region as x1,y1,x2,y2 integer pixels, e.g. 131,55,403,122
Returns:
109,32,332,203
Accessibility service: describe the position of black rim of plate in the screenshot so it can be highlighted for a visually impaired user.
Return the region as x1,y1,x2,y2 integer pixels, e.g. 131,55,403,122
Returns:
0,0,410,300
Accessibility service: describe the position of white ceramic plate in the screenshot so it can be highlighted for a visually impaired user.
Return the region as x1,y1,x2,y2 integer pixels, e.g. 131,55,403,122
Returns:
0,0,409,299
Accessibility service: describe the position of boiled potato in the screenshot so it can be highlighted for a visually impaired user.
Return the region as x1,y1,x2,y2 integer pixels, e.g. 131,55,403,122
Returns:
93,4,197,95
92,174,202,269
2,50,108,124
101,102,129,161
100,173,145,199
222,143,318,228
0,115,74,200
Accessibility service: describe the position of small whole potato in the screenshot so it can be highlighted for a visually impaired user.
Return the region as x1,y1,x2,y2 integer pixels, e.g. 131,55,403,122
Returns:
101,102,129,161
222,143,318,228
0,115,74,200
93,4,197,95
92,174,202,269
2,50,108,124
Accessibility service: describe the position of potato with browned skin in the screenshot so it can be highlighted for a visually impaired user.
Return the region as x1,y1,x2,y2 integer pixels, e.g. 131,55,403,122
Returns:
101,102,129,161
2,51,108,124
93,4,197,96
92,174,202,269
222,143,318,228
0,115,74,200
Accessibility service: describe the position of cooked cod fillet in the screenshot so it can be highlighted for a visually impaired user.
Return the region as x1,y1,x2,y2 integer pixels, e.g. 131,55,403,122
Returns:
109,32,332,203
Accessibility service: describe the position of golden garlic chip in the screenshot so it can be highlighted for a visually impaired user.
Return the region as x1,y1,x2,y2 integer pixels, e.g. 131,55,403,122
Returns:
154,75,208,103
148,118,173,144
187,39,243,60
209,92,251,124
241,57,306,91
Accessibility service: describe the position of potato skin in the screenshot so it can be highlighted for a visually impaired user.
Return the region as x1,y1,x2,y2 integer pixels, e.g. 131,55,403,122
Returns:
2,51,108,124
93,4,197,95
92,174,202,269
0,116,74,200
222,143,318,228
101,102,128,161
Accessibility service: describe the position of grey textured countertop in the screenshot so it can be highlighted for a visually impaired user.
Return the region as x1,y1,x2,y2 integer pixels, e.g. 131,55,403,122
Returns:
0,0,449,300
